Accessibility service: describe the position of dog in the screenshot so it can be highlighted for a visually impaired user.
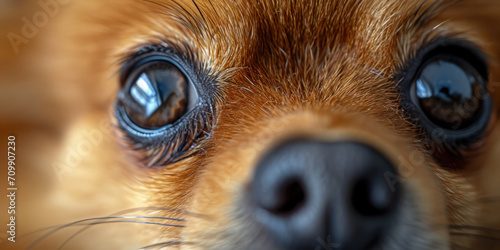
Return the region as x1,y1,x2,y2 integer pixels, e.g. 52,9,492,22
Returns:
2,0,500,249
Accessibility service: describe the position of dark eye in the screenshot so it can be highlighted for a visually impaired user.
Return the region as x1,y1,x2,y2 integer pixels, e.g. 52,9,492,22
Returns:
120,57,198,130
401,41,493,154
412,56,484,130
114,47,215,167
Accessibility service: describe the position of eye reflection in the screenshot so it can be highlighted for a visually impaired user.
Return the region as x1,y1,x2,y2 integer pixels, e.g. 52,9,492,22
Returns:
414,58,484,130
123,60,198,129
130,73,162,117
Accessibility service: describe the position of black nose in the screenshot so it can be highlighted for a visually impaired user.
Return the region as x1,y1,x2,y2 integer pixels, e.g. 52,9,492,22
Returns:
251,140,401,249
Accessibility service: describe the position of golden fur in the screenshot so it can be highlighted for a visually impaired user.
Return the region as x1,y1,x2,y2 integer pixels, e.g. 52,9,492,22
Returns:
1,0,500,249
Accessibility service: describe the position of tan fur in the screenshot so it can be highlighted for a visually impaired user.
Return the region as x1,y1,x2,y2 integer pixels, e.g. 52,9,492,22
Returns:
1,0,500,249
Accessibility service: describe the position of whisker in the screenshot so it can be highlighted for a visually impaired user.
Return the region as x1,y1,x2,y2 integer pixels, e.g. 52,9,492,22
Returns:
450,225,500,233
76,220,184,228
28,216,185,250
24,206,209,249
24,206,208,237
90,206,207,218
58,216,186,250
450,232,500,242
23,215,185,237
139,240,182,250
19,207,191,238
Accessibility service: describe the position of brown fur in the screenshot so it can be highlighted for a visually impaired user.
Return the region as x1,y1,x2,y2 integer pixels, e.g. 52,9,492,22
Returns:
1,0,500,249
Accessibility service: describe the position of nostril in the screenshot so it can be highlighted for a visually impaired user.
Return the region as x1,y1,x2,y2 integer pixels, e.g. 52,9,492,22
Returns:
351,174,397,216
251,140,402,249
262,178,306,215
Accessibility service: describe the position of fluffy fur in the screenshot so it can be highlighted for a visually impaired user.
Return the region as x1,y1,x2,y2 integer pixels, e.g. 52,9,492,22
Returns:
1,0,500,249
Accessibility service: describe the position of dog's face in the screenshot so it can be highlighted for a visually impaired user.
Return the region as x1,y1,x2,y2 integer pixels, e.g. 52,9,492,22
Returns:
3,0,500,249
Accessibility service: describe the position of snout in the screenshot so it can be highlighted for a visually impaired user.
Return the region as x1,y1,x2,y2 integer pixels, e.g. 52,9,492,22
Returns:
251,140,401,249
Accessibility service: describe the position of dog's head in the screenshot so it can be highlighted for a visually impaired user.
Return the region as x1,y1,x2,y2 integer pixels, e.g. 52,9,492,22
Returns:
4,0,500,249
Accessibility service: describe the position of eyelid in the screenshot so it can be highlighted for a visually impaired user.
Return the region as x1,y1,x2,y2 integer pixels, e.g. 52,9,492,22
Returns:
127,56,200,107
398,38,490,85
114,44,217,167
397,38,493,156
121,53,183,86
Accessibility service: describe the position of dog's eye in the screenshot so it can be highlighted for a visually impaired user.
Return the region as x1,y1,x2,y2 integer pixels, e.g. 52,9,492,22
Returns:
121,59,198,129
115,47,215,167
400,41,493,155
412,57,484,130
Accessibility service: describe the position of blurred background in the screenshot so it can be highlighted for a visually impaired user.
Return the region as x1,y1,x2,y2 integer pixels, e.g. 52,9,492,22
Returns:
1,0,500,249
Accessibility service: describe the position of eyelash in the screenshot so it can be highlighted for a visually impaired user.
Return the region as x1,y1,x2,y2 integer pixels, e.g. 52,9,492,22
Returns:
115,43,217,167
397,38,493,159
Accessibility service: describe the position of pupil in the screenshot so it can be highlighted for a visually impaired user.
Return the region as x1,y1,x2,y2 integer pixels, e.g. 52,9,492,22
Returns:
124,61,189,129
415,58,484,130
